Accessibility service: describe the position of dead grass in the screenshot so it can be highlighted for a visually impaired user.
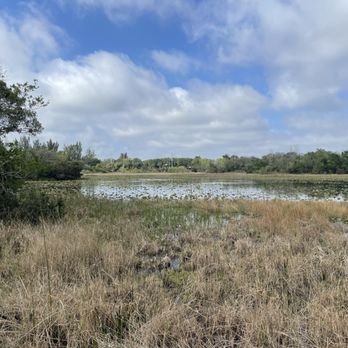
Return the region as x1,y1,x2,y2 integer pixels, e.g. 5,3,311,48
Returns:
0,197,348,347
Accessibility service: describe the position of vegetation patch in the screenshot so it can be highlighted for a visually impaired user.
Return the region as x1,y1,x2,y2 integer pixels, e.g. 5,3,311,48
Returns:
0,197,348,346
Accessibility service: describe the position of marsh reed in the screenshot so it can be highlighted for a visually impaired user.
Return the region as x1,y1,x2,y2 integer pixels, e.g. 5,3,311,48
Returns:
0,196,348,347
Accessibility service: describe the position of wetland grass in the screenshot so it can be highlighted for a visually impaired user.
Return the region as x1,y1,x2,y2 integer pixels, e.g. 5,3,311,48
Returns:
0,196,348,347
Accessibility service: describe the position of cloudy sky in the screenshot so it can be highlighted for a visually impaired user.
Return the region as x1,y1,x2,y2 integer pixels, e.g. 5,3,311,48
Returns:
1,0,348,159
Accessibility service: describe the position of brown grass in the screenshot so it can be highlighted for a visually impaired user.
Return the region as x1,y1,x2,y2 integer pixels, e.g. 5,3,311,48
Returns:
0,197,348,347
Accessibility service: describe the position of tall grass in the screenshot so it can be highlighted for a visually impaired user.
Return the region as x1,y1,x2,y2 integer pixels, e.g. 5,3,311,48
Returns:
0,196,348,347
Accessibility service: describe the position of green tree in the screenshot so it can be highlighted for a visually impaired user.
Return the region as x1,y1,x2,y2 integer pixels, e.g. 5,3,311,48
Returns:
46,139,59,152
0,74,46,196
341,151,348,173
82,148,100,168
0,75,46,177
63,141,82,161
0,75,46,136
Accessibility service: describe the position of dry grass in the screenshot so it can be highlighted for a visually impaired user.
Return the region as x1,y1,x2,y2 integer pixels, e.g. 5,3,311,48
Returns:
1,197,348,347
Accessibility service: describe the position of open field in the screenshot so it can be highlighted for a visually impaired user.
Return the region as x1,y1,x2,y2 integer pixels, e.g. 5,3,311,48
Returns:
1,195,348,347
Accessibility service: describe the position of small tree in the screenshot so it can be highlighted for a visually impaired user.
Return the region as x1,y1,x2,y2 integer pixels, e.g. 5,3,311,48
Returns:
0,74,47,219
63,142,82,161
82,148,100,168
46,139,59,152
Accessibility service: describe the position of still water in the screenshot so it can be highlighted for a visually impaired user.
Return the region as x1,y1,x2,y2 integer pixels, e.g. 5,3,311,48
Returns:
80,177,348,201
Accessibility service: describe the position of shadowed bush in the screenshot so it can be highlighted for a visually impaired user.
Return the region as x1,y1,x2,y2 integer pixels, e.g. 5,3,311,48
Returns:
35,160,84,180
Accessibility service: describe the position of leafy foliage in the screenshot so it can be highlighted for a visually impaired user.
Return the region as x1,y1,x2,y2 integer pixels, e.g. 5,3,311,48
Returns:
15,137,84,180
37,159,84,180
0,76,46,136
93,150,348,174
0,74,69,223
64,141,82,161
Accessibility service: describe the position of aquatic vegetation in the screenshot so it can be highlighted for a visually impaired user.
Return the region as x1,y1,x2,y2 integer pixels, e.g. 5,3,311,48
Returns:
80,174,348,201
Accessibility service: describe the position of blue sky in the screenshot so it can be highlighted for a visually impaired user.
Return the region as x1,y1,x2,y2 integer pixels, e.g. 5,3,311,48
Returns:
1,0,348,158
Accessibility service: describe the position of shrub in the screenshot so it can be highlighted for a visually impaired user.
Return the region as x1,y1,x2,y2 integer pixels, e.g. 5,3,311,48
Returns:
15,189,65,224
37,160,84,180
0,143,24,219
0,190,18,220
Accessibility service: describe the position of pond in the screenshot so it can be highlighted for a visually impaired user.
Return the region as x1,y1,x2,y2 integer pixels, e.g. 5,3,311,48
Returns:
80,176,348,201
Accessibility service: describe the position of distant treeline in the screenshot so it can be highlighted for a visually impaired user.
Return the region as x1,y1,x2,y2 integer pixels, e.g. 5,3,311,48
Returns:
14,138,348,176
93,150,348,174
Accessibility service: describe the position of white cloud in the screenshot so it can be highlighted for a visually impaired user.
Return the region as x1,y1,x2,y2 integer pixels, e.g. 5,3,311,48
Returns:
2,2,348,157
180,0,348,112
281,111,348,153
39,52,171,115
151,50,198,74
2,8,275,158
0,10,63,81
72,0,190,22
70,0,348,112
38,51,269,158
0,17,32,81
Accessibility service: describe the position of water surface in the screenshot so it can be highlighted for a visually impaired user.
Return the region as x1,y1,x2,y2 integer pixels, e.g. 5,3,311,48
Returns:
80,176,348,201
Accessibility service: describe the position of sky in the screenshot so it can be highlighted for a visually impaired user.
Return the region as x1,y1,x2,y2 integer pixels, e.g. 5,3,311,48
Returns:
1,0,348,159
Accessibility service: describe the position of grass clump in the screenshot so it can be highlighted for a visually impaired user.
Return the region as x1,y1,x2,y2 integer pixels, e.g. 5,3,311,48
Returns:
161,269,190,290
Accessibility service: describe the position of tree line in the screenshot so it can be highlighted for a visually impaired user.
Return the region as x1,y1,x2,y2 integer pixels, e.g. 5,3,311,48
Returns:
91,150,348,174
12,140,348,176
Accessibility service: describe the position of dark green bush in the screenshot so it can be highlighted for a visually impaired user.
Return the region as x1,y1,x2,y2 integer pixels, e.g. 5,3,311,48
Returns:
37,160,84,180
0,190,18,220
1,188,65,224
0,142,24,219
15,189,65,224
